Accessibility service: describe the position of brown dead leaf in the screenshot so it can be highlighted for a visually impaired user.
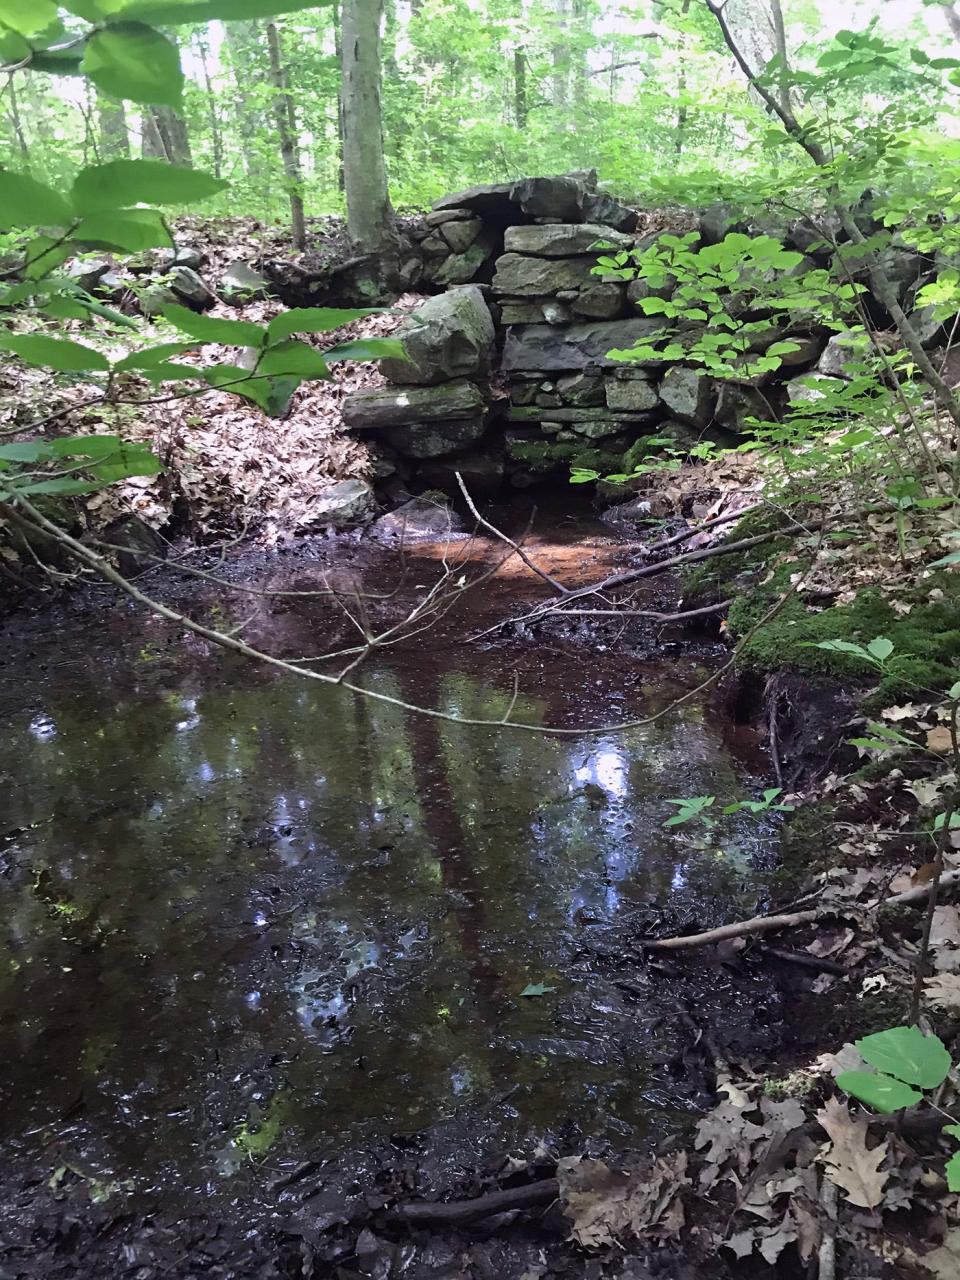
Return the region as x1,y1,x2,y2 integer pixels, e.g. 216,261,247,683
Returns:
557,1152,688,1249
926,727,954,754
817,1097,888,1209
920,1229,960,1279
694,1102,769,1190
923,972,960,1012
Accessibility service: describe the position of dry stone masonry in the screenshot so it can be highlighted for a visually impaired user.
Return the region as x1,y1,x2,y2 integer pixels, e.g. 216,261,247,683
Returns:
336,171,947,508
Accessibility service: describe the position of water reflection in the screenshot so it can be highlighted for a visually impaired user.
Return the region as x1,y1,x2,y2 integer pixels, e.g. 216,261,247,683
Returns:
0,577,770,1197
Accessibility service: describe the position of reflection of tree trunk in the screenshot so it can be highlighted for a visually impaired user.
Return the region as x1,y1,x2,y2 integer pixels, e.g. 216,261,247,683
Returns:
142,105,192,165
946,4,960,40
266,20,307,251
399,671,505,1057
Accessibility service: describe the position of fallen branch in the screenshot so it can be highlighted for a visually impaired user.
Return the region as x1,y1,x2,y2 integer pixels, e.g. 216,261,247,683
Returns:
645,870,960,952
383,1178,558,1227
456,472,567,595
757,943,848,976
644,502,763,554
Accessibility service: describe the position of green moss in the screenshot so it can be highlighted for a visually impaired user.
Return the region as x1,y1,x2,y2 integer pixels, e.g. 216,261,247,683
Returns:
508,440,624,474
727,574,960,699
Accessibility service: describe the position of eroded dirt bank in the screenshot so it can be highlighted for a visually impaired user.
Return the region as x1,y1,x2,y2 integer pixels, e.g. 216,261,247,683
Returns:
0,506,815,1280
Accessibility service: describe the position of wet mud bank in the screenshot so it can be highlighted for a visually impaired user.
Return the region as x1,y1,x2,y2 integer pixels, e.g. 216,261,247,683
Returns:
0,511,824,1278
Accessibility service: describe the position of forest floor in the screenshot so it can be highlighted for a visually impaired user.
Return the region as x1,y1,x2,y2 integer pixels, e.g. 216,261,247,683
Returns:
3,221,960,1278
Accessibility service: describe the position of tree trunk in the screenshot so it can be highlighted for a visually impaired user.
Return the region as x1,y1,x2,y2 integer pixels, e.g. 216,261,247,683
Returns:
266,20,307,251
550,0,571,108
340,0,395,252
332,0,346,191
142,105,192,165
7,75,30,165
514,47,528,128
195,33,223,179
97,91,130,161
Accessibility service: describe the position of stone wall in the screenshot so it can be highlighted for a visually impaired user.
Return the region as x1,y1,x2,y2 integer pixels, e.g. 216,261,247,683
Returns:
340,171,943,507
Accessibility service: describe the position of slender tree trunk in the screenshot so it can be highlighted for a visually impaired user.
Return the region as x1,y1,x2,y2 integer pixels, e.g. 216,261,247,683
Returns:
340,0,395,253
550,0,571,108
7,75,30,165
97,91,130,160
142,105,192,165
514,47,528,128
674,0,691,153
767,0,794,115
266,20,307,251
332,0,346,191
195,34,223,179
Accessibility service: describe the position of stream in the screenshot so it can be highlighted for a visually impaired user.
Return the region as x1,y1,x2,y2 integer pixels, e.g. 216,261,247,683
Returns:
0,506,785,1275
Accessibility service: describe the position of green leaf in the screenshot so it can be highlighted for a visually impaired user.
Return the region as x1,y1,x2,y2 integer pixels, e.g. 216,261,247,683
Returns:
0,441,52,462
0,0,58,36
266,306,381,344
71,159,227,214
119,0,329,22
74,207,173,252
836,1070,922,1113
519,983,557,997
257,340,330,378
8,477,103,495
855,1026,952,1089
0,333,109,372
867,636,894,662
947,1151,960,1193
139,360,200,383
931,549,960,567
163,304,265,347
849,738,904,752
944,1124,960,1140
23,235,72,279
81,22,183,107
201,365,300,415
0,171,71,230
324,337,407,364
805,639,871,659
113,341,198,371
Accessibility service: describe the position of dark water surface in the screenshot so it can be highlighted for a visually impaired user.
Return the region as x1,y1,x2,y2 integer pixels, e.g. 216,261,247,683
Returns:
0,524,777,1217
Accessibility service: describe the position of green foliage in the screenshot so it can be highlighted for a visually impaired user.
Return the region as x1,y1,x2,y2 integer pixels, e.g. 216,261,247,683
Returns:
837,1025,959,1187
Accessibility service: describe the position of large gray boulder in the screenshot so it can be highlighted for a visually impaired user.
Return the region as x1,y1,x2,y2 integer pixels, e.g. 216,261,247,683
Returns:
169,265,214,309
342,379,484,428
426,229,498,286
380,287,495,386
659,366,716,427
817,332,870,379
301,478,376,529
715,383,768,432
378,417,487,459
492,253,599,297
605,378,658,412
572,283,625,318
432,181,517,221
504,223,633,257
501,318,664,373
440,218,484,253
221,259,270,302
372,492,465,539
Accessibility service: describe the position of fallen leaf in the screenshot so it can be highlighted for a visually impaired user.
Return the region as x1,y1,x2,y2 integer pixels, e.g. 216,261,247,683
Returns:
557,1153,688,1248
817,1097,889,1209
519,983,557,997
926,727,954,754
923,972,960,1013
920,1229,960,1279
694,1102,769,1189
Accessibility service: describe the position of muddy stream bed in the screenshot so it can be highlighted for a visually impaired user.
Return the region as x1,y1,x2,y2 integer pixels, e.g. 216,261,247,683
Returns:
0,505,790,1278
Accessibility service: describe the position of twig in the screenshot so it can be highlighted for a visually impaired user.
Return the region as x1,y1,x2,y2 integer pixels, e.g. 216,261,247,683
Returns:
455,472,567,595
644,502,763,553
756,943,848,976
3,494,803,738
382,1179,558,1227
817,1176,838,1280
645,870,960,952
